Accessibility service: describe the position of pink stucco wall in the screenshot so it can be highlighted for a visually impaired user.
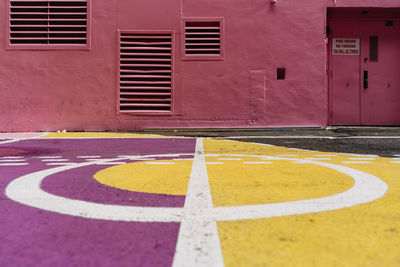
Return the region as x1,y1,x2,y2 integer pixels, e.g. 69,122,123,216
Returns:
1,0,399,132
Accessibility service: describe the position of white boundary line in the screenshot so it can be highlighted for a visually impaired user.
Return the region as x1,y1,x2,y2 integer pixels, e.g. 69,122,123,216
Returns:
5,144,389,267
173,138,224,267
5,153,388,222
0,132,48,145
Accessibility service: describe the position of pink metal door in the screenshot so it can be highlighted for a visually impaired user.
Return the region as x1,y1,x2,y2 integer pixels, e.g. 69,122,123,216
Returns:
331,19,400,125
330,20,361,125
360,20,400,125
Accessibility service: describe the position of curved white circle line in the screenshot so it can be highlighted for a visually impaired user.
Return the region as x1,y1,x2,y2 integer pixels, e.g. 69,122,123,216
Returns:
5,153,388,222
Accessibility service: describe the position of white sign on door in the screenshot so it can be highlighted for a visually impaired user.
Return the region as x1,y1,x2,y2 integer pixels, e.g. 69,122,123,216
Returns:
332,38,360,55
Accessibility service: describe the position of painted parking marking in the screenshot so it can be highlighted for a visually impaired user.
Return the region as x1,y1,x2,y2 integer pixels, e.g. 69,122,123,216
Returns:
46,163,77,166
0,159,26,162
342,161,373,164
304,158,332,160
36,156,63,159
0,163,29,166
41,159,70,162
96,162,127,165
0,156,25,159
76,156,102,159
390,161,400,164
243,162,272,164
217,158,242,161
348,157,377,160
146,162,175,165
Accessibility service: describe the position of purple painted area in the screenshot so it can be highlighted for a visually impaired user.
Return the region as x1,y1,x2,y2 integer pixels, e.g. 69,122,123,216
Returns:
3,138,195,158
41,163,186,207
0,138,196,266
0,202,180,267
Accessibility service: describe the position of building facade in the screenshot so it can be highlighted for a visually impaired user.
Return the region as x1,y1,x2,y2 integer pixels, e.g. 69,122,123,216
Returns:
1,0,399,131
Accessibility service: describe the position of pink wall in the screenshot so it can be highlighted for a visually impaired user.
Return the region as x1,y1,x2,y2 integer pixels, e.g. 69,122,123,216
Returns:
1,0,399,132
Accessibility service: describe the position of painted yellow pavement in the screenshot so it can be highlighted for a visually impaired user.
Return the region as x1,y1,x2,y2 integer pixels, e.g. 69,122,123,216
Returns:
94,159,192,195
89,137,399,266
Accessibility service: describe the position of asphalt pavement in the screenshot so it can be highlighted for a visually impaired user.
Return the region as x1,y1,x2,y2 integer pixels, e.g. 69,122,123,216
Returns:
145,126,400,157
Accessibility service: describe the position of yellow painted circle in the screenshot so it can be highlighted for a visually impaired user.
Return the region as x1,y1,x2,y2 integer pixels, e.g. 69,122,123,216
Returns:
93,159,192,195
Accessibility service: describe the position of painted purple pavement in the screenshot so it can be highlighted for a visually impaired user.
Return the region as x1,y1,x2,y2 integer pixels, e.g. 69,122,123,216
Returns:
0,138,196,266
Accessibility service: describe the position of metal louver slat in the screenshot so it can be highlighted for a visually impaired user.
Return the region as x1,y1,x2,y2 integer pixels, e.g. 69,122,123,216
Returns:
9,0,88,46
119,31,173,113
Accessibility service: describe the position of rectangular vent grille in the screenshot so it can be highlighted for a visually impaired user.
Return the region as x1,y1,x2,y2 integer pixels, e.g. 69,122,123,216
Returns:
119,32,173,113
184,21,221,56
9,0,88,45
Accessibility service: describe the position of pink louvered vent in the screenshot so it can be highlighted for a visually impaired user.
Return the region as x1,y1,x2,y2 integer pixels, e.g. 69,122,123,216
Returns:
119,32,173,113
184,20,222,58
9,0,88,46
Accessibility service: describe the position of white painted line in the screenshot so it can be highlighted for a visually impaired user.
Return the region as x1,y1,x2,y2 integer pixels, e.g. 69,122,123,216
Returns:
5,153,388,222
343,153,379,157
41,159,70,162
243,162,272,164
304,158,332,160
117,156,157,161
0,133,48,145
145,162,174,165
77,156,101,159
292,161,310,164
260,157,283,161
348,158,376,160
85,158,118,162
275,155,298,157
206,162,224,165
36,156,63,159
393,154,400,157
314,155,338,157
173,158,193,161
0,159,26,162
5,152,389,267
96,162,127,165
0,163,29,166
342,161,373,164
173,138,224,267
390,161,400,164
46,163,76,166
217,158,242,161
0,156,25,159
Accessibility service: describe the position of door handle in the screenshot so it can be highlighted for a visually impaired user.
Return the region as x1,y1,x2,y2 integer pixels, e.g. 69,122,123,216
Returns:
363,70,368,89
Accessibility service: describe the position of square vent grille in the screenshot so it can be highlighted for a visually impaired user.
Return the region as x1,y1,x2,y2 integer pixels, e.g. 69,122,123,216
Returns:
119,32,173,113
8,0,88,47
183,18,224,60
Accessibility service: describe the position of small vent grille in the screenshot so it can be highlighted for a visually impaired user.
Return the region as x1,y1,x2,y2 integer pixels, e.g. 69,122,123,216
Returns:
184,20,221,57
9,0,88,46
119,32,173,113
